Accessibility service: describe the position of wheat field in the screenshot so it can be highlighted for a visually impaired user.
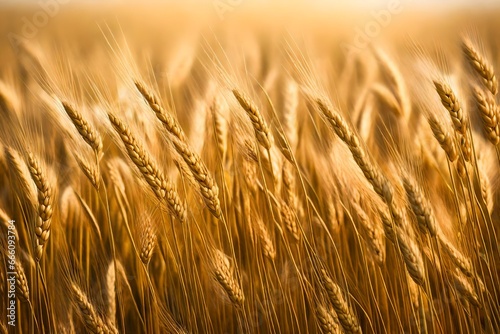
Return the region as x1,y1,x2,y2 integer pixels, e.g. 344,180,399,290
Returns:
0,2,499,333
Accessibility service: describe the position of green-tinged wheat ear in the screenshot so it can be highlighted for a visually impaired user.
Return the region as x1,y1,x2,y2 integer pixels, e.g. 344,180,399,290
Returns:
107,112,186,222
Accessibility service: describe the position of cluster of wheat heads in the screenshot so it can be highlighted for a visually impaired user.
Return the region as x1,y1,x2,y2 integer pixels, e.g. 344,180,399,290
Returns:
0,24,500,334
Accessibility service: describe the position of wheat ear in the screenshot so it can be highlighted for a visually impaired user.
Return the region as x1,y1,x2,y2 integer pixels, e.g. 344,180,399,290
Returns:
15,259,30,301
437,231,473,278
211,95,228,162
212,249,245,307
134,80,187,142
5,147,36,204
452,270,480,307
320,269,361,334
233,88,273,150
428,115,458,162
70,283,118,334
434,80,471,175
317,304,341,334
353,203,386,264
27,152,53,261
140,216,157,265
395,227,426,287
402,174,437,237
169,135,221,218
108,112,186,222
282,80,299,151
62,101,103,157
433,80,468,134
280,200,300,241
472,87,500,145
256,218,276,260
316,97,393,204
462,38,498,95
74,153,100,190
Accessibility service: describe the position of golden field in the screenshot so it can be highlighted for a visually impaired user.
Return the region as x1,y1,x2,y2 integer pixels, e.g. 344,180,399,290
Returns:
0,1,500,333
